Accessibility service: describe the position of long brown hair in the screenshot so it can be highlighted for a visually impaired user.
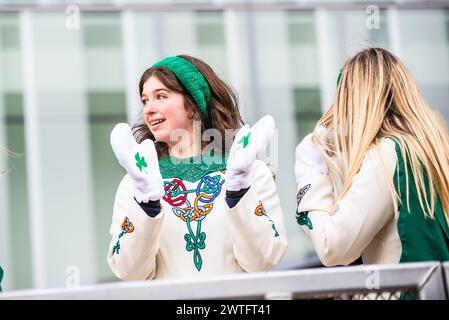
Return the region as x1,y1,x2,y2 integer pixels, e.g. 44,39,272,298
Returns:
133,55,244,158
317,47,449,222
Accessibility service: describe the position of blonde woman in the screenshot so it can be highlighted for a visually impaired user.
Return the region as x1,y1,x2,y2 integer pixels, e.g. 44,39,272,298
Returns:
294,48,449,272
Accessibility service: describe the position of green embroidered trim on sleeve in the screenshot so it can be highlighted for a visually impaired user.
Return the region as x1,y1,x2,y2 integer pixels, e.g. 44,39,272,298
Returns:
295,184,313,229
254,200,280,237
296,211,313,230
112,217,135,255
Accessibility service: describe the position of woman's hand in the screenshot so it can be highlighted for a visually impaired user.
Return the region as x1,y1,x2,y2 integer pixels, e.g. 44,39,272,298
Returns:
110,123,165,203
294,126,329,185
226,115,275,191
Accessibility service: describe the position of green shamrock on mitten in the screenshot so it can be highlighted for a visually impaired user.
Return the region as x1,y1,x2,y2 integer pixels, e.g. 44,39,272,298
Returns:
135,152,148,173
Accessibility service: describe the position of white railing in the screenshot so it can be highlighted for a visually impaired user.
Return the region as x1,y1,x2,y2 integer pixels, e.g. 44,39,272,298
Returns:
0,1,448,13
443,262,449,298
0,261,446,300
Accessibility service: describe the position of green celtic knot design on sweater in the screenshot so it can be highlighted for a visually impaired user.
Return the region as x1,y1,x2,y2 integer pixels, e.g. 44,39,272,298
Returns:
184,219,207,271
169,174,224,271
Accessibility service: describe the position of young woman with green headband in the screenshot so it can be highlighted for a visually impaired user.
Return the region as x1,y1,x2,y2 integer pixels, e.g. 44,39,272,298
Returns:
107,55,288,280
294,48,449,292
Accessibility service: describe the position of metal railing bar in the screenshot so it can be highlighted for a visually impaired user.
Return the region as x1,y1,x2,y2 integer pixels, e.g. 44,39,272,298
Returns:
0,1,448,14
0,261,443,300
416,263,447,300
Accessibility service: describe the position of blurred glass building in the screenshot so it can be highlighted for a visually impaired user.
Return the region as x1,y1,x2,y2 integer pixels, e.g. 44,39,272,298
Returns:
0,0,448,291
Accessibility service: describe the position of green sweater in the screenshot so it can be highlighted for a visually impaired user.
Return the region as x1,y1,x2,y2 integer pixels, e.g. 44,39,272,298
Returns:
394,141,449,263
394,141,449,299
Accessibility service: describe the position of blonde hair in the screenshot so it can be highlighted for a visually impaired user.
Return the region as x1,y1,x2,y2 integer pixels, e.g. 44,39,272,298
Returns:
316,47,449,222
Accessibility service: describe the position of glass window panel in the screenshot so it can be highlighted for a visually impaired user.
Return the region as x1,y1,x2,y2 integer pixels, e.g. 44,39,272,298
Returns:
29,13,97,288
252,11,310,265
397,10,449,122
0,13,32,291
196,12,228,80
82,14,127,283
288,11,322,261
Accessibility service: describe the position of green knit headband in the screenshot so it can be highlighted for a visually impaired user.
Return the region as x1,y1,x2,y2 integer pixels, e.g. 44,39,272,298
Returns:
152,56,211,127
337,68,343,87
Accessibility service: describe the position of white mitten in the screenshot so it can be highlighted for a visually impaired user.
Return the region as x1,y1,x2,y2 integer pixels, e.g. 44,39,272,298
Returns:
110,123,165,203
226,115,275,191
294,125,329,185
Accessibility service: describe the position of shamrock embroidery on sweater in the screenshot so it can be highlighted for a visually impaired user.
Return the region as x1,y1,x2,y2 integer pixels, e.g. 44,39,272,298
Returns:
112,216,135,255
296,184,313,230
255,200,279,237
168,174,224,271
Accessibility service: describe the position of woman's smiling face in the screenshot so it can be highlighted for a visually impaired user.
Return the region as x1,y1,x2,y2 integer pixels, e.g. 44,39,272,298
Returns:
141,76,193,144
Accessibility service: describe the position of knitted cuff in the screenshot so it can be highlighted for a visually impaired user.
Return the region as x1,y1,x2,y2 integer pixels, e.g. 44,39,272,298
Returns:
135,198,162,218
226,187,250,209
